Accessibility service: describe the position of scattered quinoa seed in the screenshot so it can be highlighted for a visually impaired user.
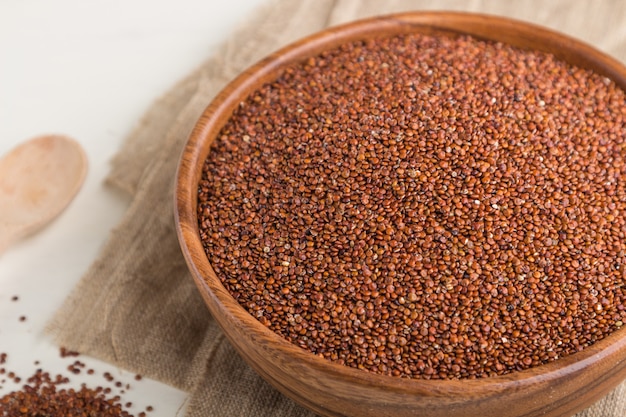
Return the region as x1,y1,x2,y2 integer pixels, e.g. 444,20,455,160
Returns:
59,347,80,358
0,351,154,416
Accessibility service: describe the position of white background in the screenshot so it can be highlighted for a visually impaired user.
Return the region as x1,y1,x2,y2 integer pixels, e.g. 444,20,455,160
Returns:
0,0,265,415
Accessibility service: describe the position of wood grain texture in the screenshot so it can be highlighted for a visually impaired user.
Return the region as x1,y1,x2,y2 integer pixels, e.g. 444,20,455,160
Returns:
175,12,626,417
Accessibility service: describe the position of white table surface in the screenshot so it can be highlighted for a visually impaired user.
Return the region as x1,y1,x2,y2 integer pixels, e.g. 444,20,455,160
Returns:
0,0,265,415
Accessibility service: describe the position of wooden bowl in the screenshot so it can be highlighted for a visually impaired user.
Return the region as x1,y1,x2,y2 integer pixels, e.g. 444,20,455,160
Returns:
175,12,626,417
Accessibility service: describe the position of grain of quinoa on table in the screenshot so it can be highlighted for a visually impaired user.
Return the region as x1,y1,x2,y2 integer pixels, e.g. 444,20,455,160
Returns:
197,32,626,379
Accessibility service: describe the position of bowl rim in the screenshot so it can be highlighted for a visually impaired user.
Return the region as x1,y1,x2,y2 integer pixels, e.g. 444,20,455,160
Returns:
175,9,626,400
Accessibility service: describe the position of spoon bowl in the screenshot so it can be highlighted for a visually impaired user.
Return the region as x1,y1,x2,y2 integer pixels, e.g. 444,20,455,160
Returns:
0,134,87,253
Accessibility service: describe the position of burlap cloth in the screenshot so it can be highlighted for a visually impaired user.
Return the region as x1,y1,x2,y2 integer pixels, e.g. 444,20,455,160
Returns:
47,0,626,416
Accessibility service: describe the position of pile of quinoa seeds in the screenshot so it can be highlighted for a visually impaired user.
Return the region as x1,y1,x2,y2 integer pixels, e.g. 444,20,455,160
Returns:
1,296,154,416
0,349,153,416
197,32,626,379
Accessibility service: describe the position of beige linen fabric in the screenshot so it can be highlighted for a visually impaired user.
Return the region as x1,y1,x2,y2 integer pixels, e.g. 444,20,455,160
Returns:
48,0,626,416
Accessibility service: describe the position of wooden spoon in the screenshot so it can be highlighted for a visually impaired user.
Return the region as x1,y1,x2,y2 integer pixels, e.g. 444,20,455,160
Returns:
0,135,87,253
